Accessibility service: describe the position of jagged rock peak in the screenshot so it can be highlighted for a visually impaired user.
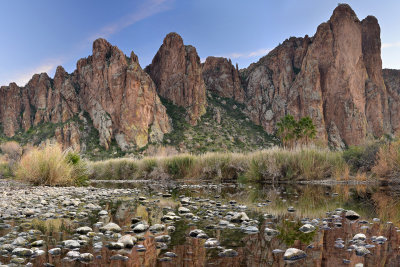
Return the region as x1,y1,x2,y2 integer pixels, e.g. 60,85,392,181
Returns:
146,32,207,125
331,3,360,22
202,56,245,103
240,3,393,146
0,37,171,151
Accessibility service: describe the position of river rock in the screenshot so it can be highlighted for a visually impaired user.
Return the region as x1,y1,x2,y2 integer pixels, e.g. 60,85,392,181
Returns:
283,248,307,262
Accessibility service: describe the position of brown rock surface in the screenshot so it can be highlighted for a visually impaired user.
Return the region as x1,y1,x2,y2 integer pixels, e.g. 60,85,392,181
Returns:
0,38,171,150
145,32,206,125
55,121,81,151
202,57,245,103
242,4,393,146
76,38,171,149
383,69,400,133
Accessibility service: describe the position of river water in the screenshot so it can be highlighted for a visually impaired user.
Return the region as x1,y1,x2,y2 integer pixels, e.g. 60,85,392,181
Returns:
0,181,399,266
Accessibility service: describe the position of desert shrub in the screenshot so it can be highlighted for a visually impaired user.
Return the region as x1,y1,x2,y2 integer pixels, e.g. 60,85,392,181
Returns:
246,152,279,182
164,155,194,179
16,144,88,186
65,151,89,186
0,160,12,178
0,141,22,161
89,158,138,180
138,158,158,176
0,141,22,171
372,141,400,179
193,153,246,182
88,147,347,182
245,148,346,182
343,141,382,172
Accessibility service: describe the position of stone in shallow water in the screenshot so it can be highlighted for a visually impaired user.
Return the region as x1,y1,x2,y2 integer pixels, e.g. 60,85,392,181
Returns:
264,227,280,241
230,212,250,223
345,210,360,221
136,244,147,252
66,250,80,259
159,257,172,262
106,242,124,250
12,248,33,257
353,233,366,241
118,234,137,248
62,240,81,249
98,210,108,216
241,225,259,234
76,226,93,234
155,235,171,242
149,224,165,233
178,207,190,214
373,236,387,244
12,237,28,246
164,252,177,257
287,206,296,212
110,254,129,261
189,229,208,239
132,223,148,233
100,222,121,233
355,246,370,256
10,257,25,264
204,238,220,248
218,249,238,257
79,253,94,262
283,248,307,262
49,248,61,255
299,224,316,233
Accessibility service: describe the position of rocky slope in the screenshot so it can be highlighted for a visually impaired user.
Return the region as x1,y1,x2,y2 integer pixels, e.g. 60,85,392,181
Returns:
145,33,207,126
202,57,245,103
241,4,395,147
0,38,171,152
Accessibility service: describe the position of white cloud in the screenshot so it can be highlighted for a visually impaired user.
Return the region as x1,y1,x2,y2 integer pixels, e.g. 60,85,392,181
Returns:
88,0,172,40
1,0,173,87
224,48,271,59
2,58,62,87
382,42,400,48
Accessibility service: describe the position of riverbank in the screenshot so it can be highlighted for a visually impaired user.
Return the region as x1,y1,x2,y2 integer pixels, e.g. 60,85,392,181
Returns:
88,147,351,183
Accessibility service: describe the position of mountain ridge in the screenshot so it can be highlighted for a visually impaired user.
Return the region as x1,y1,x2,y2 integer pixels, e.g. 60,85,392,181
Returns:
0,3,399,155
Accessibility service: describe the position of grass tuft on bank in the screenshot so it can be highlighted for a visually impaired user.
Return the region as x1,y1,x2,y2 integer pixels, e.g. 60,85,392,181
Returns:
15,144,88,186
88,147,347,182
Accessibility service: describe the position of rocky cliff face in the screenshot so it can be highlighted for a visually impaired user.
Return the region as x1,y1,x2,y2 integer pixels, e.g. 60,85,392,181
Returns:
1,4,399,152
145,33,207,125
202,57,245,103
383,69,400,133
241,36,311,135
0,39,171,151
241,4,394,147
76,38,171,150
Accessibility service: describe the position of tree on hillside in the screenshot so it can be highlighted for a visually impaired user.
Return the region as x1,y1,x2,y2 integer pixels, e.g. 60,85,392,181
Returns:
277,115,316,148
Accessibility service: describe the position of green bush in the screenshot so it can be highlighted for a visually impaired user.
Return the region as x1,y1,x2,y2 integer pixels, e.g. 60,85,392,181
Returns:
0,162,12,178
66,151,89,186
165,155,194,179
343,141,382,172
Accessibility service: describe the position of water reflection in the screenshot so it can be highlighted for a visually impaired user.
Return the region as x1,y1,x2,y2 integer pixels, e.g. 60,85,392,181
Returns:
1,182,400,266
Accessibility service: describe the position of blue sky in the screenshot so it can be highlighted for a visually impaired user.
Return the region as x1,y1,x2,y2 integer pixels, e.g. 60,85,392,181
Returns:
1,0,399,86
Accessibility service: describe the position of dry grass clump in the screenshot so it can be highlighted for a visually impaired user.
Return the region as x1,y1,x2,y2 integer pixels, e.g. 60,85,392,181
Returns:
246,147,346,182
89,147,347,182
372,141,400,179
16,143,88,186
0,141,22,162
89,158,138,180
